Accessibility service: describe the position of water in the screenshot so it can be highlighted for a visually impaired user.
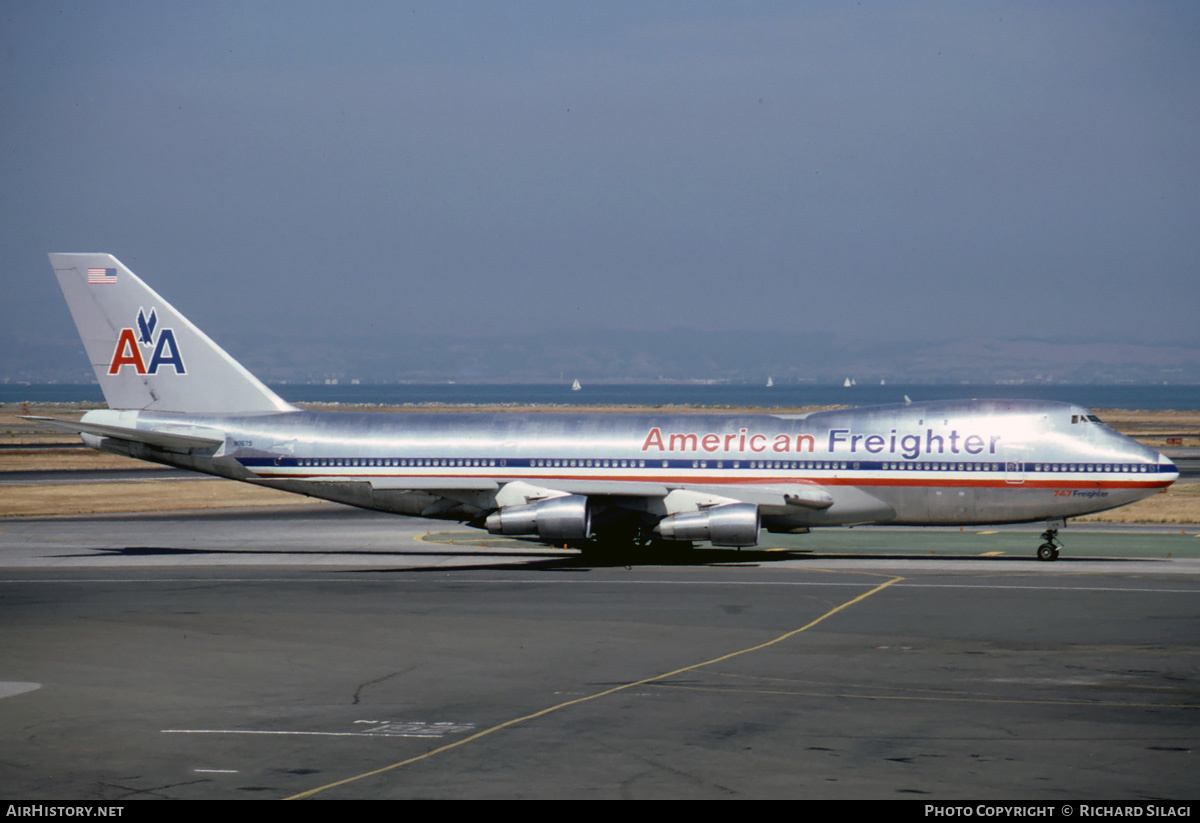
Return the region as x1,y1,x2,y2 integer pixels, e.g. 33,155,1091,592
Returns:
5,382,1200,410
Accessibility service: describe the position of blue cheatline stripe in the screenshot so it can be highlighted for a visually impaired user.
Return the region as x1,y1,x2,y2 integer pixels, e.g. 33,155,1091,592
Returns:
235,456,1171,475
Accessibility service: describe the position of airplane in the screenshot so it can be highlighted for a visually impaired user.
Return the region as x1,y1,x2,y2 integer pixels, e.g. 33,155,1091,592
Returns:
30,253,1178,562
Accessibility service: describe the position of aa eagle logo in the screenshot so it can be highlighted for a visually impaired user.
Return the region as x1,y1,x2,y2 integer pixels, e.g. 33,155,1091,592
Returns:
107,307,186,375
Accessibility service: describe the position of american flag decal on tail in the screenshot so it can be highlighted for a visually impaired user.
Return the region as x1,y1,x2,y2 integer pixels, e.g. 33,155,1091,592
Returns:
88,267,117,285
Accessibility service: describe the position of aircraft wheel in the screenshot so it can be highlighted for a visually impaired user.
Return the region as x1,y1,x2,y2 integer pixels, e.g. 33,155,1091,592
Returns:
1037,543,1059,562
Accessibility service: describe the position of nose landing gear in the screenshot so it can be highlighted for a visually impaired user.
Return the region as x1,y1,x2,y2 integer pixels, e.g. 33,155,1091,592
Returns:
1037,528,1062,561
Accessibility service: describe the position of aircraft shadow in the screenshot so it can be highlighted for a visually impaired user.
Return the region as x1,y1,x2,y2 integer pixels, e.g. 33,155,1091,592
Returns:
65,544,1146,572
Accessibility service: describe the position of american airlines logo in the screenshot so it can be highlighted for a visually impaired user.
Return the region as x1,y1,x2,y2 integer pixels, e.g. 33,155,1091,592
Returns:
107,307,187,375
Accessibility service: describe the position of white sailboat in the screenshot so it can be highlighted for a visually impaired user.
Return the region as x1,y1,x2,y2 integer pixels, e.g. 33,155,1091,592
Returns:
765,376,774,388
843,377,852,388
571,379,581,391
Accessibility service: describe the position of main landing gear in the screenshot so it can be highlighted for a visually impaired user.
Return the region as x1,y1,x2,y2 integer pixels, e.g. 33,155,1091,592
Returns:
1037,528,1063,562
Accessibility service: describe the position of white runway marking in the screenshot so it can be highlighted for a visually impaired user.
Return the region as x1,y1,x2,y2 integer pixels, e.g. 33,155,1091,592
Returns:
164,721,475,740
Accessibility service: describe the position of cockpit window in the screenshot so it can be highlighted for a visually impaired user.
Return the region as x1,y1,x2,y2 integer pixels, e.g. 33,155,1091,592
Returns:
1087,414,1101,423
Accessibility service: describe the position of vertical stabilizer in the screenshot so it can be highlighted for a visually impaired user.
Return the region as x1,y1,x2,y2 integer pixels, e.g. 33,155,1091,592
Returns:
49,253,295,413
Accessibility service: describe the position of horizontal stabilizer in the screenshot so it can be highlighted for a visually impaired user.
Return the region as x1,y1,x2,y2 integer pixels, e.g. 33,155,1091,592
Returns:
20,416,224,453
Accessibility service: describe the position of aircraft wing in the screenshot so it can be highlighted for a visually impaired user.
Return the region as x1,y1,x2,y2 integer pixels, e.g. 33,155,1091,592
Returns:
688,483,834,510
368,477,667,497
367,477,833,510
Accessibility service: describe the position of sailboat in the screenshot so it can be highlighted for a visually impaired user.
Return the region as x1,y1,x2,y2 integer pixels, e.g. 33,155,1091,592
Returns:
843,377,852,388
765,376,774,388
571,379,581,391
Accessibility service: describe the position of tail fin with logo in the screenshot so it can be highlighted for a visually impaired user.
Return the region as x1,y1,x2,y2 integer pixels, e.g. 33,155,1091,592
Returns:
49,253,295,414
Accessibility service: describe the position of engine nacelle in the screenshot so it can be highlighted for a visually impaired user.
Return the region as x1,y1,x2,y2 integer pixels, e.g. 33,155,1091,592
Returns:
485,494,591,541
654,503,760,547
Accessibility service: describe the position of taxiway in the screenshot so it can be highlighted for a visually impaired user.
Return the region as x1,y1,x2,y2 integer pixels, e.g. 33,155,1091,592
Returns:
0,507,1196,799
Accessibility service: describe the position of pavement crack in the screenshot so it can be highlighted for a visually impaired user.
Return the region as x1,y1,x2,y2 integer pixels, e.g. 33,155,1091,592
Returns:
352,669,409,705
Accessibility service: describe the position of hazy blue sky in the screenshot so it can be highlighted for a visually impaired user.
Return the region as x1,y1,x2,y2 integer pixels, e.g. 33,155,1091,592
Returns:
3,2,1198,378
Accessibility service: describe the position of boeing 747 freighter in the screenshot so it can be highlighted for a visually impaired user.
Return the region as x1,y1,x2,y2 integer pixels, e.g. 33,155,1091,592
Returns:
30,254,1178,560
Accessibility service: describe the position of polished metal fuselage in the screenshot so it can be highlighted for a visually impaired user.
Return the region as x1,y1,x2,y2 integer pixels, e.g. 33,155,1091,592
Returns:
81,399,1176,535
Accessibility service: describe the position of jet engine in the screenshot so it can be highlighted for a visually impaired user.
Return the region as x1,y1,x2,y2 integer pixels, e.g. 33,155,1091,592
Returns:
485,494,591,541
653,503,760,547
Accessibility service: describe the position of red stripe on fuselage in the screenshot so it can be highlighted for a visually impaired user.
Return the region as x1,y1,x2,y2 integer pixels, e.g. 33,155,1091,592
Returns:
250,471,1173,491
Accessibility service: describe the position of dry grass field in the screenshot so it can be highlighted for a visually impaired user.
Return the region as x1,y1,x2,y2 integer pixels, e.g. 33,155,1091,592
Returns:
1075,482,1200,523
3,404,1196,522
0,479,328,518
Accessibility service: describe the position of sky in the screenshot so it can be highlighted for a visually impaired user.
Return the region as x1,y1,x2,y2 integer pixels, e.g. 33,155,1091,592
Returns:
3,1,1199,380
